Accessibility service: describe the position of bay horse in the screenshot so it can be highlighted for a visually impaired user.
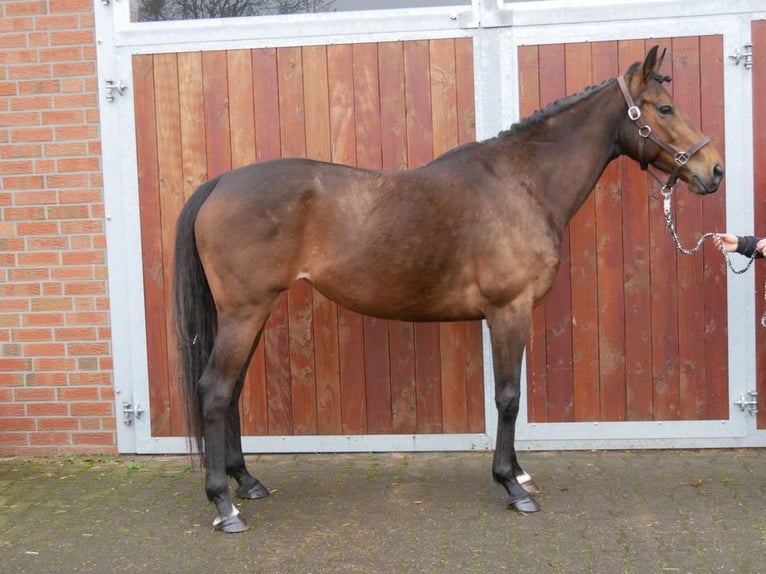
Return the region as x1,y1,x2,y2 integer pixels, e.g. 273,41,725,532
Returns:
173,46,723,532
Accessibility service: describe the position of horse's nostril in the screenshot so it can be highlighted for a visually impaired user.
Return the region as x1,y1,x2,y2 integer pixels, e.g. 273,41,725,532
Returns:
713,163,724,179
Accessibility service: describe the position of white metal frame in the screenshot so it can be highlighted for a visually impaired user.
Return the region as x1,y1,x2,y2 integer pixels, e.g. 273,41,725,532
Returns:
94,0,766,454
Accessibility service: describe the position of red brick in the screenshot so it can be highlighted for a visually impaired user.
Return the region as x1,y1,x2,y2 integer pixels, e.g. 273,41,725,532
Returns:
54,93,97,109
25,342,66,356
23,312,65,326
50,30,93,45
41,109,83,124
0,17,34,32
0,33,28,49
71,431,114,445
27,236,69,249
0,433,30,448
55,326,97,340
29,431,70,445
55,125,97,140
16,221,59,235
47,173,89,188
3,417,36,431
11,95,52,111
58,386,99,401
1,111,41,127
0,238,26,251
64,282,105,296
11,127,53,143
59,219,102,233
48,204,89,219
9,268,50,282
15,387,55,401
59,189,102,203
37,417,80,431
0,357,33,371
19,79,61,95
25,372,68,386
32,357,76,371
0,82,19,97
0,373,25,386
12,327,51,342
34,14,79,30
62,250,103,265
42,282,63,296
5,1,48,16
70,402,111,416
1,143,42,158
0,159,34,174
17,251,61,266
0,403,26,416
45,142,87,156
0,315,21,328
52,61,95,77
2,175,44,190
0,299,28,312
50,266,93,280
7,64,51,80
68,342,109,356
68,372,111,385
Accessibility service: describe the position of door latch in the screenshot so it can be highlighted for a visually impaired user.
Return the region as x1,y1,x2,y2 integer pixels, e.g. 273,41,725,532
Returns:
733,391,757,415
729,44,753,69
104,79,127,102
122,401,144,425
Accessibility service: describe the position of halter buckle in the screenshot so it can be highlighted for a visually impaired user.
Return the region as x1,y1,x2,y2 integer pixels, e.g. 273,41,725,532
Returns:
638,125,651,138
674,151,690,166
627,106,641,121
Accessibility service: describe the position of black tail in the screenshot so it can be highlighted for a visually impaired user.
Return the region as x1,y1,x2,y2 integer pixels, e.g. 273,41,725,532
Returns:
172,176,221,457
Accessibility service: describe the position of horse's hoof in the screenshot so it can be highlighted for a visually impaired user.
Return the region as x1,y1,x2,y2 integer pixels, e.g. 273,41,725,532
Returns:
236,480,270,500
520,478,541,495
213,513,250,533
509,495,541,514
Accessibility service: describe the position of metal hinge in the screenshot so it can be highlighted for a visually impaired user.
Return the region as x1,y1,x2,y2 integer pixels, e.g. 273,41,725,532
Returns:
122,401,145,425
104,80,127,102
729,44,753,69
733,390,757,416
100,0,119,5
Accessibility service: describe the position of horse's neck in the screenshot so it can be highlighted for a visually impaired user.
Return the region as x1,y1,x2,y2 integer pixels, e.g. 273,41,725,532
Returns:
516,84,625,232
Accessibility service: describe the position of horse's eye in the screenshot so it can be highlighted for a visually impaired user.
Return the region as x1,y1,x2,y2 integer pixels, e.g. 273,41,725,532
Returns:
659,105,673,116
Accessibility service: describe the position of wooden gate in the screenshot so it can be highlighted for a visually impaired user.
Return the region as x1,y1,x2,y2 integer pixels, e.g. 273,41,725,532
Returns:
132,38,486,439
520,37,729,424
754,20,766,430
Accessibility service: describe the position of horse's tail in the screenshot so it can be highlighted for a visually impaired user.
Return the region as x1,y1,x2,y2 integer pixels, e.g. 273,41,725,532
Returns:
172,176,221,458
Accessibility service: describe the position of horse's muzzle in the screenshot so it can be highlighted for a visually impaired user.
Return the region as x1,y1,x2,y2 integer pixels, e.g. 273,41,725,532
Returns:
690,162,724,195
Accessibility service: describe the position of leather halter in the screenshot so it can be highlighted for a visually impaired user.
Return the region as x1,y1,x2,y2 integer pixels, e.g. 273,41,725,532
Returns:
617,75,711,191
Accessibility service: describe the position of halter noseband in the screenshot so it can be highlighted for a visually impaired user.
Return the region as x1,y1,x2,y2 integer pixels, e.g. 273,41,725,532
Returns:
616,75,711,192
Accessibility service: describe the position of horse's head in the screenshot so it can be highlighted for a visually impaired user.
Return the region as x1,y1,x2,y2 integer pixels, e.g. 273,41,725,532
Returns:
619,45,724,195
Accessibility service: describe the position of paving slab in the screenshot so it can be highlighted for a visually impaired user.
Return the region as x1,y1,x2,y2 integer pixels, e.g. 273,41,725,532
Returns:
1,450,764,573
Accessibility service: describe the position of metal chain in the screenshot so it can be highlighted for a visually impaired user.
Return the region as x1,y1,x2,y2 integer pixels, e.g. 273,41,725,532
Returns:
662,186,766,327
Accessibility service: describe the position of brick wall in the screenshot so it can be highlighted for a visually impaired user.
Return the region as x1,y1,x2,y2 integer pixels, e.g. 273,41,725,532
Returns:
0,0,115,454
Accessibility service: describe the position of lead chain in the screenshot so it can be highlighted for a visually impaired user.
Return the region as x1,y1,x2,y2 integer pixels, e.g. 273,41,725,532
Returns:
662,188,766,328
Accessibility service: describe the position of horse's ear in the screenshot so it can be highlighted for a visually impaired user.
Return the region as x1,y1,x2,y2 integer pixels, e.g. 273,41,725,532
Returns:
641,45,666,83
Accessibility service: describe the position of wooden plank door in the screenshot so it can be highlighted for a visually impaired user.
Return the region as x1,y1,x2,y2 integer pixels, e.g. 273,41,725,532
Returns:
753,20,766,430
133,39,485,440
520,37,729,423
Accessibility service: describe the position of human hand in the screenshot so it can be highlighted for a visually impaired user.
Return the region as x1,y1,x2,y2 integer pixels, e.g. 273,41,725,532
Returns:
756,238,766,256
714,233,738,253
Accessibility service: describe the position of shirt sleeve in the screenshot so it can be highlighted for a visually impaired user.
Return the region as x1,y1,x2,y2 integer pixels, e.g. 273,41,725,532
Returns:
736,236,765,259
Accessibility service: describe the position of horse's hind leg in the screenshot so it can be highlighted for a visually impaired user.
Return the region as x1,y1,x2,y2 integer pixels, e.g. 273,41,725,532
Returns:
224,336,270,500
487,301,540,513
199,314,266,533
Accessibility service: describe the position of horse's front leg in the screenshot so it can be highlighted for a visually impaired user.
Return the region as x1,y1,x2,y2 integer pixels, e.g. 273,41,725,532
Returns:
487,301,541,513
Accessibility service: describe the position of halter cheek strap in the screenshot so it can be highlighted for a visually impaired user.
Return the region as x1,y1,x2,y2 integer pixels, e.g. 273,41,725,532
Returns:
616,75,711,190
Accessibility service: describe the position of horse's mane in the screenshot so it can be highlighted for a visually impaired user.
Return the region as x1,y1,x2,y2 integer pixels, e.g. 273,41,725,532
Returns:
429,62,672,163
497,62,671,140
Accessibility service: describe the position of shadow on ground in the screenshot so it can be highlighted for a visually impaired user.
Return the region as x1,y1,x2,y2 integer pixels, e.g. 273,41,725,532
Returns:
1,450,764,573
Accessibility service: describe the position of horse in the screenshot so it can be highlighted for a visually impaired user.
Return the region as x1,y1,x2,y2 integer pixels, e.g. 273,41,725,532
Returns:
172,45,724,532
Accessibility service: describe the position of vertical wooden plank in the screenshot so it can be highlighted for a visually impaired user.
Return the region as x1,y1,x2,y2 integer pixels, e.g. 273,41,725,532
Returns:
327,43,368,434
404,39,443,433
201,51,232,178
379,41,418,434
226,49,267,435
591,41,626,421
133,55,170,437
671,37,707,420
430,39,468,433
252,48,293,435
177,52,207,201
538,43,574,422
278,46,318,436
519,44,548,423
566,42,600,422
619,39,654,420
455,37,485,432
153,53,187,436
648,37,680,421
352,43,393,434
699,35,729,421
752,21,766,429
303,45,343,435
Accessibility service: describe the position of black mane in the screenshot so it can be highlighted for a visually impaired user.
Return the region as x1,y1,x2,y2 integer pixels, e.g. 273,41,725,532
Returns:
498,62,671,139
